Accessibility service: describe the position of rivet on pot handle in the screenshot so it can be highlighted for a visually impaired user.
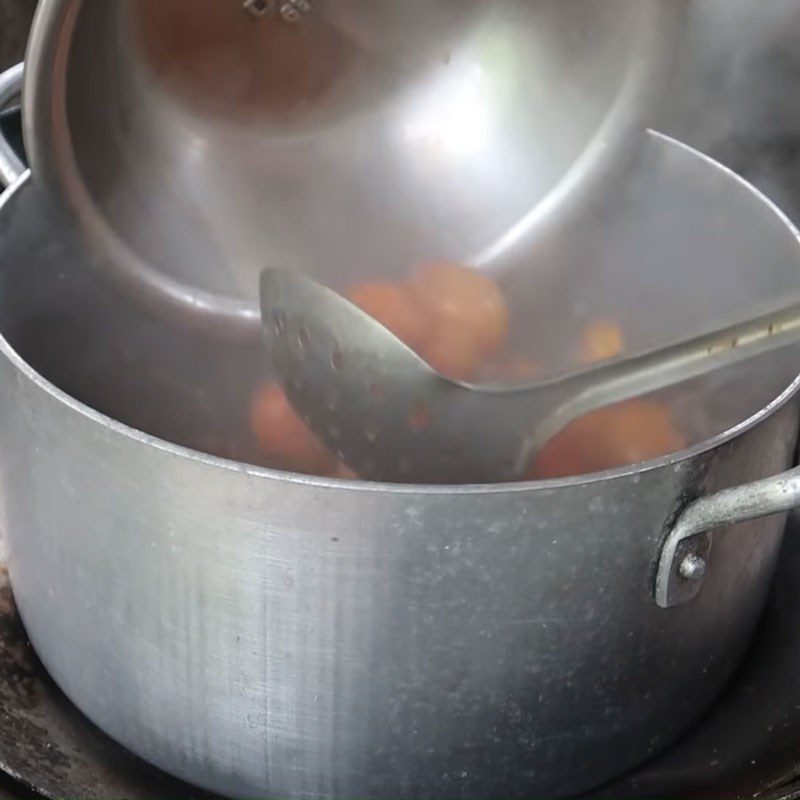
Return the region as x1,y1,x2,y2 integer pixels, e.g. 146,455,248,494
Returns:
655,465,800,608
0,63,25,189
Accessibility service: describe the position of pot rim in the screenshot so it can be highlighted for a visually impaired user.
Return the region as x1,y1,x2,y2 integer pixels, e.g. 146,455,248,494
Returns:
2,149,800,497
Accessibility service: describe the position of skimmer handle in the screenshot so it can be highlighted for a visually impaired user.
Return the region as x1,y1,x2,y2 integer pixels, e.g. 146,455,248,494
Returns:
529,301,800,453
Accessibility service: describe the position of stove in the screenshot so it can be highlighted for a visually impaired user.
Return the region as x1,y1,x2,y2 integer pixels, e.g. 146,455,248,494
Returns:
4,110,800,800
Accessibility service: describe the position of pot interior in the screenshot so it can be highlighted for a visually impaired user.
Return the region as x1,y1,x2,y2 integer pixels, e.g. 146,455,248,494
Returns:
0,132,799,479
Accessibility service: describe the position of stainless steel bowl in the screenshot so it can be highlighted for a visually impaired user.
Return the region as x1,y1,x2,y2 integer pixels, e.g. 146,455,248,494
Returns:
24,0,686,340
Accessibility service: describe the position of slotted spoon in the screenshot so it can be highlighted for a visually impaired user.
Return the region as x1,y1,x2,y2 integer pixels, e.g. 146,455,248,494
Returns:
260,268,800,484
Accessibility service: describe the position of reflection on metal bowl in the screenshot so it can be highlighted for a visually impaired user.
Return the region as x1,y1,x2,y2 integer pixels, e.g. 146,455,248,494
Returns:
23,0,686,338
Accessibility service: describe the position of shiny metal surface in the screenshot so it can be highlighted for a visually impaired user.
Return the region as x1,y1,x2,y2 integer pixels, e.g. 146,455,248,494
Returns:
657,465,800,608
0,63,22,186
2,128,800,798
261,264,800,483
23,0,685,339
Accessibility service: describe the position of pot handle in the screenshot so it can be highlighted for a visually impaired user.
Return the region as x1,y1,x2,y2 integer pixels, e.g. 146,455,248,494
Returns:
0,63,25,189
655,465,800,608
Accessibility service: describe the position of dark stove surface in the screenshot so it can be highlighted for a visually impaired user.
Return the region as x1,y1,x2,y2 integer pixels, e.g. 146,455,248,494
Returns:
4,111,800,800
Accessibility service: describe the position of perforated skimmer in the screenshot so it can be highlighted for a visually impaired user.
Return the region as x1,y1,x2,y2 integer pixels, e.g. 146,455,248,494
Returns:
261,268,800,484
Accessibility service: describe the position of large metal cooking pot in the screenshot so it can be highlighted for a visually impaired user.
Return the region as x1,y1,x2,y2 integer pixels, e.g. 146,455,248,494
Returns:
4,66,800,797
21,0,686,340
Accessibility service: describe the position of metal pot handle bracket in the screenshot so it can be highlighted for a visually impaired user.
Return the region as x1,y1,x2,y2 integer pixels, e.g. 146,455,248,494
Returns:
655,465,800,608
0,63,25,189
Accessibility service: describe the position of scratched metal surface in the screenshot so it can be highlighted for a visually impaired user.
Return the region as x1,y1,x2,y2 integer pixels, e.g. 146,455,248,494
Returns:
0,564,217,800
3,527,800,800
598,512,800,800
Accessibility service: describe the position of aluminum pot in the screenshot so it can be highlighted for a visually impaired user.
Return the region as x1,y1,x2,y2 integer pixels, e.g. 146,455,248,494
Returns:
21,0,686,340
3,69,800,797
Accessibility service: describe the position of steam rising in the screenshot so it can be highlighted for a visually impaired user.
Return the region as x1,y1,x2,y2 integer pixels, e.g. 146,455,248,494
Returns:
663,0,800,216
